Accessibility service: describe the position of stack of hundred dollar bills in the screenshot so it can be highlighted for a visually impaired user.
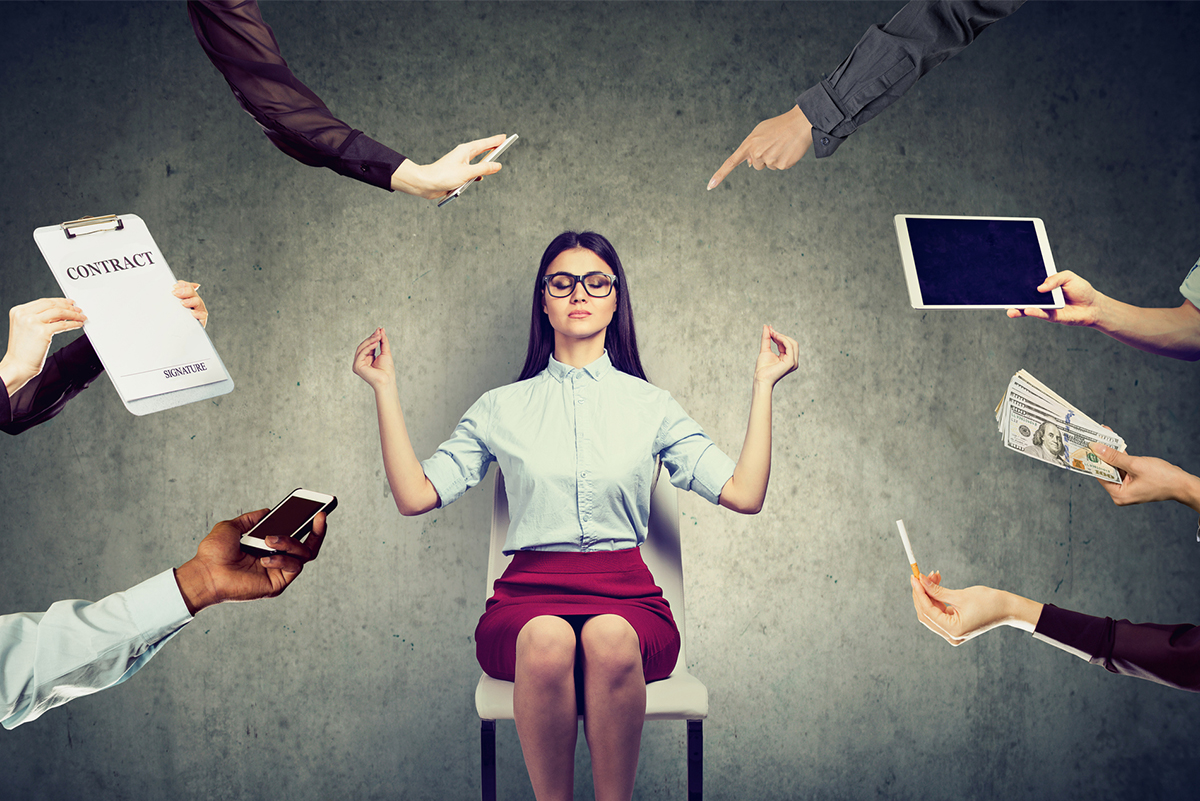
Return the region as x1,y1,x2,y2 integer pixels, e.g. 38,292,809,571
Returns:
995,370,1126,484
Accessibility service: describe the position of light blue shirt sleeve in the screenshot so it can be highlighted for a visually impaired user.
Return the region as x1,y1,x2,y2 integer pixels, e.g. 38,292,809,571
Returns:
1,569,192,730
656,396,737,506
421,392,496,508
1181,257,1200,306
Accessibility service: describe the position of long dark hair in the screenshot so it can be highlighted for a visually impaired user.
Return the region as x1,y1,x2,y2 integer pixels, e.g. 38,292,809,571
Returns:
518,231,647,382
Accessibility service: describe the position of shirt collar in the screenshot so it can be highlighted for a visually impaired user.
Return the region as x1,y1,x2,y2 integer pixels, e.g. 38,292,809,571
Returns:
546,350,612,382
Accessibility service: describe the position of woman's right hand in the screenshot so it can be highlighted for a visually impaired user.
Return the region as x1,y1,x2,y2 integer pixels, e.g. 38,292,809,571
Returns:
1,298,88,395
353,327,396,390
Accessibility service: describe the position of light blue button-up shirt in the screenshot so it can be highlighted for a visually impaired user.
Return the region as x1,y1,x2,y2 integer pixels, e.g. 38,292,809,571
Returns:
1,570,191,729
422,352,737,554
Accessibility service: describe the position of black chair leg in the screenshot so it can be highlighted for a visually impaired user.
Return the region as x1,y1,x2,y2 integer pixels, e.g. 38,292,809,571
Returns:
687,719,703,801
481,719,497,801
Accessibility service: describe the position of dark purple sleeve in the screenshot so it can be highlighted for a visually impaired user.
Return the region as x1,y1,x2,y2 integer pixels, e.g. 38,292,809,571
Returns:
187,0,406,190
1,337,105,436
796,0,1025,157
1034,603,1200,693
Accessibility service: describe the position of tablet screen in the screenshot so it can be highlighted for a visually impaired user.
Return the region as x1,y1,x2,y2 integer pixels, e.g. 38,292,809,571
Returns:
903,217,1050,306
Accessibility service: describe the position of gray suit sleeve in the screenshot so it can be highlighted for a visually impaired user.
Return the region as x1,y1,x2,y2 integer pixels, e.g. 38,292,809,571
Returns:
796,0,1025,157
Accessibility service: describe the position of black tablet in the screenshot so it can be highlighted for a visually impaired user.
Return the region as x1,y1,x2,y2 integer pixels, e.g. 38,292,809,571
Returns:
894,215,1064,309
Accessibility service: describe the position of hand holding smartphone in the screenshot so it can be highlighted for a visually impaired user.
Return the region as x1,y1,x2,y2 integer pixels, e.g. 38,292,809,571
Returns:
239,489,338,558
437,134,519,208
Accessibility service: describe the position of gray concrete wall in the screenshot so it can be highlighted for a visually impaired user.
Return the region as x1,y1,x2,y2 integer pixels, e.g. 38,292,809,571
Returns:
1,1,1197,798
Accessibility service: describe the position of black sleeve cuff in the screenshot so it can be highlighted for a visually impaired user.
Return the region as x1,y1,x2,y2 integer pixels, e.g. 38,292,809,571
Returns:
54,336,105,383
329,131,407,191
1033,603,1111,662
796,84,847,158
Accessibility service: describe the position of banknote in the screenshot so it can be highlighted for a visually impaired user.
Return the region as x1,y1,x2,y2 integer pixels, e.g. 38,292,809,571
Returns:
996,370,1125,483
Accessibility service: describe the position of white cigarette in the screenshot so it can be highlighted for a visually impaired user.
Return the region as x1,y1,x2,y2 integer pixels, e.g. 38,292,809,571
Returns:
896,519,918,576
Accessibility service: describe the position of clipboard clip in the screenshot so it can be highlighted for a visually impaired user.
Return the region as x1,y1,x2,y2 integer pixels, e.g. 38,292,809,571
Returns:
61,214,124,239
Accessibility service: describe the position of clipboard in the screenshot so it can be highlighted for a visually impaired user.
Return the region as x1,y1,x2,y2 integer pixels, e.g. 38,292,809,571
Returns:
33,213,234,416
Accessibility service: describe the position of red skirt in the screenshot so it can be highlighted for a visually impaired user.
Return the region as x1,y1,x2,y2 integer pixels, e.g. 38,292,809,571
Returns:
474,548,680,683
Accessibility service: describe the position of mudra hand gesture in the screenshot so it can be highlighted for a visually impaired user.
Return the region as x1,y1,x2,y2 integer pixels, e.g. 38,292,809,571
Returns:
754,324,799,386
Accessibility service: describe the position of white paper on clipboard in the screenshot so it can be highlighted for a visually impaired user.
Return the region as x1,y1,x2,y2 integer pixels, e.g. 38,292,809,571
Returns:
33,214,234,415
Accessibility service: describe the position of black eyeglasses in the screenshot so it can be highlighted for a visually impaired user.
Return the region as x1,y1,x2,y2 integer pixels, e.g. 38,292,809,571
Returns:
542,272,618,298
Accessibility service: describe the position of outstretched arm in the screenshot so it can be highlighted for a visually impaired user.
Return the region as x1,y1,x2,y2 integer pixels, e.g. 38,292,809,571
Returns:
353,328,440,515
2,284,211,435
189,1,507,198
2,509,325,729
718,325,799,514
708,1,1024,188
913,571,1200,692
1007,270,1200,361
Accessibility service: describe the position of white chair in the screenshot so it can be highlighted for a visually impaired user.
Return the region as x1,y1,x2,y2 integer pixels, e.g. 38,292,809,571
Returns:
475,469,707,801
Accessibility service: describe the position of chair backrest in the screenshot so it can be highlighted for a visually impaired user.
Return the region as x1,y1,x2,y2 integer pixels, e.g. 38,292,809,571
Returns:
485,469,690,674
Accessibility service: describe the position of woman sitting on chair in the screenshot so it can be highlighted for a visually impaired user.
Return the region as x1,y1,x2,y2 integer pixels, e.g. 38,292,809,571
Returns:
353,231,798,801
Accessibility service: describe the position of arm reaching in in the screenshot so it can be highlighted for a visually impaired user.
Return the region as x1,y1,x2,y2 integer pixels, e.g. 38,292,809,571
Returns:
2,284,212,434
711,0,1025,188
1087,443,1200,514
707,106,813,190
1,508,325,729
914,571,1200,692
353,328,441,515
718,325,799,514
189,1,508,199
910,571,1042,645
1007,270,1200,361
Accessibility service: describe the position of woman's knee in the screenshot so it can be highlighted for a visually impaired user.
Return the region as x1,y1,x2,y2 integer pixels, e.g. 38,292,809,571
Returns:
515,616,577,682
580,615,642,680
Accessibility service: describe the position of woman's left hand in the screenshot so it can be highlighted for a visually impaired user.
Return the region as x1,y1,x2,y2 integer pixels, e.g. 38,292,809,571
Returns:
753,324,798,387
172,281,208,328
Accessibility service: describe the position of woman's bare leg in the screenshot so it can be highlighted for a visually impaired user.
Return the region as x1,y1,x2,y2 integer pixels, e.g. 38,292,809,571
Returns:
579,615,646,801
514,615,579,801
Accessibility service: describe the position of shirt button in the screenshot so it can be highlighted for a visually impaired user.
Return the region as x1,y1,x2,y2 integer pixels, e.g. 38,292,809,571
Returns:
360,165,369,172
821,137,829,145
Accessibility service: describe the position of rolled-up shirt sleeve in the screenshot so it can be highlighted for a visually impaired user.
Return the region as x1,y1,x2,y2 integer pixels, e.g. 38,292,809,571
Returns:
655,396,737,505
187,0,406,189
1,336,105,436
1180,258,1200,306
1,570,193,729
1033,604,1200,693
796,0,1025,158
421,393,496,508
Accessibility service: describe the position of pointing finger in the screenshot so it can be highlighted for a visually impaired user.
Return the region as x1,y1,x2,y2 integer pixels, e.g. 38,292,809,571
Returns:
708,140,749,190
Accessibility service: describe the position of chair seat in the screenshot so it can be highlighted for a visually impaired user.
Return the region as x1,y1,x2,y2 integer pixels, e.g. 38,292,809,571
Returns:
475,669,709,722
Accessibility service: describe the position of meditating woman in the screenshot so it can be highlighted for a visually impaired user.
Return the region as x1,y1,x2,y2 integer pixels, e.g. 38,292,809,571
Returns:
353,231,798,800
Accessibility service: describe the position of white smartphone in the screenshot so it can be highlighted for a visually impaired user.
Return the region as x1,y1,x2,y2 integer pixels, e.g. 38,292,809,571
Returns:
437,134,519,208
239,488,337,558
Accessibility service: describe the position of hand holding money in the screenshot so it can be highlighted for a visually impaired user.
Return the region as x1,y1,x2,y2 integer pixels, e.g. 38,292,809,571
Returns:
1088,443,1200,514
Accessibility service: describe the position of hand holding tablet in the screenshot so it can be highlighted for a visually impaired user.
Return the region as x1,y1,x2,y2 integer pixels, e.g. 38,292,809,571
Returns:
894,215,1065,310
